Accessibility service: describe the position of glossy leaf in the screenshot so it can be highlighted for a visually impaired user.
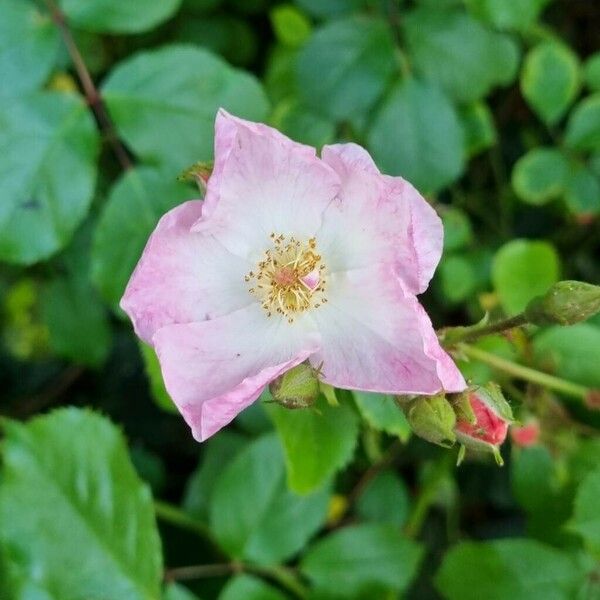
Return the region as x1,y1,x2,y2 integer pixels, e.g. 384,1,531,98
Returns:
565,94,600,152
0,409,162,600
353,391,411,442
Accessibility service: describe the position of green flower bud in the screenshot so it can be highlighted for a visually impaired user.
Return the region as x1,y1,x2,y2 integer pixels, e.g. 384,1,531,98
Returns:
406,393,457,448
525,281,600,326
269,362,320,409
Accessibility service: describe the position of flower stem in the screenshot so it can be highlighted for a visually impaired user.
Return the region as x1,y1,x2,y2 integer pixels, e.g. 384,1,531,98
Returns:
457,343,590,401
442,313,528,346
43,0,132,170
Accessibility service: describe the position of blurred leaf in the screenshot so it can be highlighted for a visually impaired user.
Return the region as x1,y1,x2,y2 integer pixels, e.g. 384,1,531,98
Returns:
271,5,312,48
353,391,411,442
59,0,181,34
403,8,519,104
584,52,600,92
264,46,298,103
521,42,580,125
465,0,552,30
300,524,423,597
511,446,573,545
533,323,600,388
511,148,569,205
460,102,497,158
294,0,370,19
442,208,474,252
570,468,600,555
103,45,269,171
0,0,60,99
271,99,335,148
438,255,477,303
91,167,196,311
139,342,177,413
182,0,223,13
565,94,600,152
564,163,600,215
218,575,288,600
0,409,162,600
41,271,111,368
456,335,518,384
209,434,330,564
355,470,410,527
164,583,202,600
492,239,560,314
368,78,465,194
296,16,396,121
183,430,247,522
175,16,258,67
267,395,359,493
0,92,99,265
435,539,583,599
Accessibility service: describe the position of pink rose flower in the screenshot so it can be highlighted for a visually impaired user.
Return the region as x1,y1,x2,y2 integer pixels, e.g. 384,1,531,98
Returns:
121,110,466,441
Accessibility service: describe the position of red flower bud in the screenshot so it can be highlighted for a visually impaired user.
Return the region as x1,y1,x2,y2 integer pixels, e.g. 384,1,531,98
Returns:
452,384,513,465
510,420,540,448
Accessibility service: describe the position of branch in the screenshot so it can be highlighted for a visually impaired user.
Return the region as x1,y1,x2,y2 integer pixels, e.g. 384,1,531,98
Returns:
43,0,133,171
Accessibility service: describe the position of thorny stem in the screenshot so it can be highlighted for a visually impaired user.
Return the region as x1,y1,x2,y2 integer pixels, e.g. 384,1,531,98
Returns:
441,313,529,346
43,0,133,170
155,501,309,598
456,343,591,401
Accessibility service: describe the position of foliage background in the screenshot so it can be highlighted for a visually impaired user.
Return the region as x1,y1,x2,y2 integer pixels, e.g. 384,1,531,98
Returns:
1,0,600,598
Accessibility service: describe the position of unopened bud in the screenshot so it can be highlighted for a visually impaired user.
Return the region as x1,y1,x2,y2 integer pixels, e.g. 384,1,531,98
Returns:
510,419,540,448
177,160,214,193
452,383,514,466
269,362,320,409
525,281,600,326
406,393,456,448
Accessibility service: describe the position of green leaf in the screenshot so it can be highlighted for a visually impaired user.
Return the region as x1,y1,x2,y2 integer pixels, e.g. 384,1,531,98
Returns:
584,52,600,92
164,583,202,600
355,470,410,527
460,101,497,158
511,148,569,205
183,431,247,522
300,524,423,597
565,94,600,152
219,575,288,600
59,0,182,34
295,0,371,19
521,42,580,125
492,239,560,314
533,323,600,388
41,270,111,368
271,99,335,148
442,208,474,252
0,0,60,99
438,255,477,303
403,8,519,104
267,395,359,493
296,16,396,121
0,92,99,265
0,408,162,600
103,45,269,171
564,163,600,215
270,5,312,48
139,343,177,413
435,539,583,599
209,434,329,564
465,0,552,30
368,78,465,194
91,167,196,311
353,391,411,442
456,335,518,384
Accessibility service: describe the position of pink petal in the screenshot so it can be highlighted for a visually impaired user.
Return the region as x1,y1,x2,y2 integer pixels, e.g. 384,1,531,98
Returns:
193,110,340,259
320,143,443,294
120,200,252,345
309,265,465,394
153,304,321,440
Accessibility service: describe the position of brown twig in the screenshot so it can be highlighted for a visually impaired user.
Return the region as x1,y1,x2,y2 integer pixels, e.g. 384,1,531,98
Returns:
43,0,133,171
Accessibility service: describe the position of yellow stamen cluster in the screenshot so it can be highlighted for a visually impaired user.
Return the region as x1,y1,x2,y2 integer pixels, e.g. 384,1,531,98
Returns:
246,233,327,322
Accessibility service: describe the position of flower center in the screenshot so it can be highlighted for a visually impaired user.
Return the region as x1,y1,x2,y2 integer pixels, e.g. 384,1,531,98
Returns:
246,233,327,322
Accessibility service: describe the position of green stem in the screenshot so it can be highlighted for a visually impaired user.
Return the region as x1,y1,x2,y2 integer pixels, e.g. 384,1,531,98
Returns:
248,564,309,600
154,500,217,546
457,343,590,401
442,313,528,346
